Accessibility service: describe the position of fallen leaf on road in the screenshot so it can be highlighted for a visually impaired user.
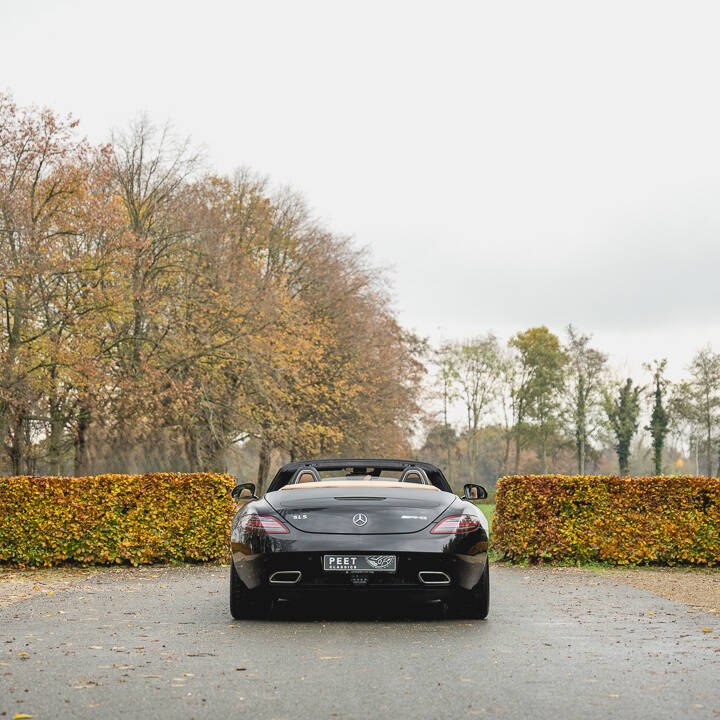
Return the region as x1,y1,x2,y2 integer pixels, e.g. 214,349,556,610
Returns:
702,628,712,633
142,674,161,678
13,714,34,719
89,646,103,650
319,656,343,660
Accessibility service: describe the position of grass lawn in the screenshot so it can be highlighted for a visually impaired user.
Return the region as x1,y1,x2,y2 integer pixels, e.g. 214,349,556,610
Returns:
476,503,495,528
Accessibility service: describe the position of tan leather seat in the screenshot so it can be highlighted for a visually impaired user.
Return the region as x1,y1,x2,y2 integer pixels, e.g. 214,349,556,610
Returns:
399,467,429,484
296,470,318,483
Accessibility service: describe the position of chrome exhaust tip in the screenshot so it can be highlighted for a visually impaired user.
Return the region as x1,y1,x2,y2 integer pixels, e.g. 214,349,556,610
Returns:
418,571,451,585
269,570,302,584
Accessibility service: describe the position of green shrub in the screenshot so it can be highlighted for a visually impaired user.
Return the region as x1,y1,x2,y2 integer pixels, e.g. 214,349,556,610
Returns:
493,475,720,566
0,473,235,566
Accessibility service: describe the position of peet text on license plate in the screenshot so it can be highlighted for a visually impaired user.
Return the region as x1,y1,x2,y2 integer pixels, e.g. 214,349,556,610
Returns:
323,555,397,572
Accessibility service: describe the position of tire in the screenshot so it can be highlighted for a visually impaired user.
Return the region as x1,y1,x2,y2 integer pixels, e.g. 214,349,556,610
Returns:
229,562,271,620
450,560,489,620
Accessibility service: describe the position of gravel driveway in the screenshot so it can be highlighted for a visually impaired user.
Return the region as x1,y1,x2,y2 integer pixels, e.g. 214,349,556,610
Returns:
1,564,719,720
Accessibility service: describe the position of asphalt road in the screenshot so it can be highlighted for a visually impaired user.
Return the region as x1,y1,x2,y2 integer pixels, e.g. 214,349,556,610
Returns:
2,565,719,720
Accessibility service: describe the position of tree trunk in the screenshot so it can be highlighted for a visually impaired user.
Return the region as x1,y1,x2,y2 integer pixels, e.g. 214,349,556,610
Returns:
24,416,36,476
541,421,548,473
468,429,478,483
9,409,25,476
184,429,201,472
707,424,713,477
256,437,272,494
48,400,65,475
209,438,227,474
618,450,629,476
73,405,90,476
653,436,663,476
0,403,8,472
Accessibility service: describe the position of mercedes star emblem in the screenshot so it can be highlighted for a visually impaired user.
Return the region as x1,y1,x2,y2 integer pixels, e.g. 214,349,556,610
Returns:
352,513,368,527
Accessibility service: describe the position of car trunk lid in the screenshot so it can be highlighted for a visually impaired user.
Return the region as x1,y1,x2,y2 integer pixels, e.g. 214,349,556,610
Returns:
266,485,455,534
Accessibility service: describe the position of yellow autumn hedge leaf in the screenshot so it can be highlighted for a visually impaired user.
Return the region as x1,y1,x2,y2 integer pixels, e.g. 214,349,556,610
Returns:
0,473,235,567
492,475,720,566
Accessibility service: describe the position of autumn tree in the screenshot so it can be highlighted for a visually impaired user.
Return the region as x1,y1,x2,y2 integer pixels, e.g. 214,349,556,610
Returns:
0,95,427,477
509,327,566,473
0,93,96,473
104,117,203,462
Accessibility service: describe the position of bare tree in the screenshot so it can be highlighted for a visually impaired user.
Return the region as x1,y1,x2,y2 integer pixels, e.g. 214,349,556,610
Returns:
447,335,501,482
565,325,607,474
672,347,720,476
434,343,459,479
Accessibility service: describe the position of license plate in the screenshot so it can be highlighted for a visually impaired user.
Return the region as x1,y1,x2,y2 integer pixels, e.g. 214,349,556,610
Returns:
323,555,397,572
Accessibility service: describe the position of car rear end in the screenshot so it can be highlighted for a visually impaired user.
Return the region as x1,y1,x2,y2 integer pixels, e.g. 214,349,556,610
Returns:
230,483,489,604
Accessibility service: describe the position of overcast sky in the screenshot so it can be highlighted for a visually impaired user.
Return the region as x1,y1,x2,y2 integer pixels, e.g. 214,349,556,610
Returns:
3,0,719,382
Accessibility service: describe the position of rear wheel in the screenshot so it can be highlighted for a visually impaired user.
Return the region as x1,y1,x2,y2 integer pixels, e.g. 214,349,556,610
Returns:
229,562,271,620
450,560,489,619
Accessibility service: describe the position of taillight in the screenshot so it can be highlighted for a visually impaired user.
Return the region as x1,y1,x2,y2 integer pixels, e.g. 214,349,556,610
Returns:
430,514,480,534
239,514,290,534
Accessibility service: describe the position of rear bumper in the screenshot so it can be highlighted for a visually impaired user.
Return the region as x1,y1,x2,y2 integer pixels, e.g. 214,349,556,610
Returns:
232,550,487,595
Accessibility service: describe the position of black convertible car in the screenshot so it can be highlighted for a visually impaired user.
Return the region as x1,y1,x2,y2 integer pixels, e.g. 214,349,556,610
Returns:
229,458,490,619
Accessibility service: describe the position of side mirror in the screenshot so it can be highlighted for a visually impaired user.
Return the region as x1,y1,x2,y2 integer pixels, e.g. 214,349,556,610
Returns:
231,482,257,500
463,483,488,501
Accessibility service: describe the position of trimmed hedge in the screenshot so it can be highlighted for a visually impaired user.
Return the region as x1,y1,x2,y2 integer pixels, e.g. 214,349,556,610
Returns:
0,473,235,566
493,475,720,566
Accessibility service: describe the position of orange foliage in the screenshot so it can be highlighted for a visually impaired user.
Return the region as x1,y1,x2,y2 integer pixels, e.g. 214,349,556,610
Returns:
0,473,234,566
493,475,720,566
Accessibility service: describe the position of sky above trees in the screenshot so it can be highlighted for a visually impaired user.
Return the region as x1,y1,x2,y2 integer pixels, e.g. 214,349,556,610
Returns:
3,3,719,375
